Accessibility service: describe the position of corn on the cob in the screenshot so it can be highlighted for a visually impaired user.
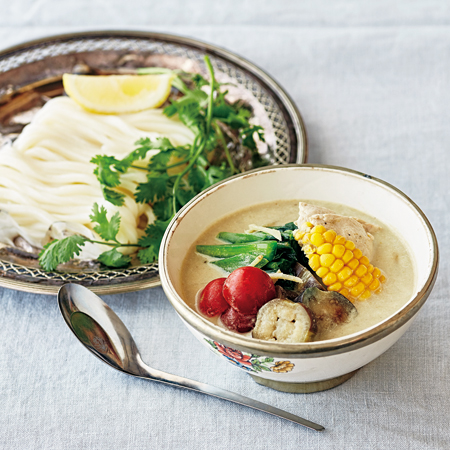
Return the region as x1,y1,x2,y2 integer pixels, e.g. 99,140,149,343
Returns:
294,222,386,302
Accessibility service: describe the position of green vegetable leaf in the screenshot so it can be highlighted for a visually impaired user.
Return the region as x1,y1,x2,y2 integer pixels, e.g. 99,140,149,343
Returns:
97,248,132,268
101,187,125,206
91,155,123,187
137,246,158,264
38,235,88,271
204,164,231,188
135,172,170,203
89,203,120,242
175,186,197,207
241,125,265,150
134,137,174,159
137,219,171,262
147,149,174,172
153,197,174,221
187,165,206,192
190,73,209,89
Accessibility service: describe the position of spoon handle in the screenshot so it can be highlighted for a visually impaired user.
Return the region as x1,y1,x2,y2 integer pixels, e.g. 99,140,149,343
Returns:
137,365,324,431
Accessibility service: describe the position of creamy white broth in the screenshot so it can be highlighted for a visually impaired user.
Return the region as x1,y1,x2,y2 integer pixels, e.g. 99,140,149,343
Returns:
181,200,416,341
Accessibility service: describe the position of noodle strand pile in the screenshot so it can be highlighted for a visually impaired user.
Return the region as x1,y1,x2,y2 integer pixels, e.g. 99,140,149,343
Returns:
0,96,194,256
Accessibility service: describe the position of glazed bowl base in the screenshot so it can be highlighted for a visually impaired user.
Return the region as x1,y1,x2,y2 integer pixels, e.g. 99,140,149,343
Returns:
249,369,359,393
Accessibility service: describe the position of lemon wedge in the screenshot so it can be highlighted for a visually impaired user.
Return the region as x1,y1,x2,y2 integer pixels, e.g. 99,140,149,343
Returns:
62,73,174,114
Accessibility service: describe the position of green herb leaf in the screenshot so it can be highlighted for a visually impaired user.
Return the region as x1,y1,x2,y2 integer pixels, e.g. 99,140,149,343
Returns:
97,248,132,268
134,137,174,158
187,165,206,192
101,187,125,206
38,235,88,271
137,219,171,262
91,155,123,187
204,164,231,188
152,197,174,221
137,246,158,264
89,203,121,242
135,172,170,203
241,125,265,150
175,186,197,207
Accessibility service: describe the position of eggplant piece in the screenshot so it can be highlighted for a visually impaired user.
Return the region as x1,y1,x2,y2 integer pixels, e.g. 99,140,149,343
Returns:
300,287,357,334
274,285,299,300
294,262,326,292
252,298,316,343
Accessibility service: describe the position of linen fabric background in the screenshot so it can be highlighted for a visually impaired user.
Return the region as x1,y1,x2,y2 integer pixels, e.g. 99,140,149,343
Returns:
0,1,449,449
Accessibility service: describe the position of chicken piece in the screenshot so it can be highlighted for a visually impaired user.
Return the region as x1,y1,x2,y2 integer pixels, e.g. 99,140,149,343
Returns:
295,203,335,226
294,202,380,259
295,202,380,235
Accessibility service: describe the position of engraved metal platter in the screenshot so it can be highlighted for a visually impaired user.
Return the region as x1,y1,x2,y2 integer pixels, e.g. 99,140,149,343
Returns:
0,30,307,295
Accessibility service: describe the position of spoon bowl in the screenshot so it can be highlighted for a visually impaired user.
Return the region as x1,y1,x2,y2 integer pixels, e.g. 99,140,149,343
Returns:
57,283,324,431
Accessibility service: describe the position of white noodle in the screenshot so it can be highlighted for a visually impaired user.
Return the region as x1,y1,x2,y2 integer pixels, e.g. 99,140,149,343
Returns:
0,96,194,250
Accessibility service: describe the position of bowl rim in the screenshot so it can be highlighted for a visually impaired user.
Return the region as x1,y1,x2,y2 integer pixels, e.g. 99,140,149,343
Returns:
159,164,439,358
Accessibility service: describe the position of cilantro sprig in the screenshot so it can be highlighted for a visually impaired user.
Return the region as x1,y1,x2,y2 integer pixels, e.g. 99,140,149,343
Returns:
39,203,134,271
38,56,269,271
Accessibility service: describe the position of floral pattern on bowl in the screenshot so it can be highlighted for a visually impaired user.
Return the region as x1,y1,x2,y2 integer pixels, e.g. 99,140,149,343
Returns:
205,339,294,373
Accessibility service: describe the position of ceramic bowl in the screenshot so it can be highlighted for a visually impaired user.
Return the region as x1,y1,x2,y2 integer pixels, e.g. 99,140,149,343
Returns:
159,165,438,393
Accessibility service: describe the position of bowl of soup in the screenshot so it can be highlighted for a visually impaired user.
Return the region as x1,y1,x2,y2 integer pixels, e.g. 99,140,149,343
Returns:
159,165,438,393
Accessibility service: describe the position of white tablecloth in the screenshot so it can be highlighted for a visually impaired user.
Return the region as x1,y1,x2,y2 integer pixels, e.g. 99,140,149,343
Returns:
1,2,449,449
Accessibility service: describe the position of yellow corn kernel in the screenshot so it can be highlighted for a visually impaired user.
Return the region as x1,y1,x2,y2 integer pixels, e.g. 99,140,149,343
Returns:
332,244,346,258
309,254,321,271
359,289,372,301
372,268,381,279
304,222,313,228
317,243,333,255
299,223,386,302
342,249,354,263
345,240,355,251
344,275,359,288
310,232,325,247
355,264,368,278
328,282,343,292
369,278,381,291
337,266,353,282
333,235,346,245
361,273,373,286
330,259,344,273
323,229,337,243
320,253,335,268
293,230,303,241
350,282,366,298
316,267,329,278
359,256,370,266
322,272,337,286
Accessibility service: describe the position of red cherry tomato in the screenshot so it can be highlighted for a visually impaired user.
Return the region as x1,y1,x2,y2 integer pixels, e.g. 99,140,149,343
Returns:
198,278,229,317
222,266,276,315
220,307,256,333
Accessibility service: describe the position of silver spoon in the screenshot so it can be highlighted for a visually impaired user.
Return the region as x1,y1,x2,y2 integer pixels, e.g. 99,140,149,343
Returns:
58,283,324,431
